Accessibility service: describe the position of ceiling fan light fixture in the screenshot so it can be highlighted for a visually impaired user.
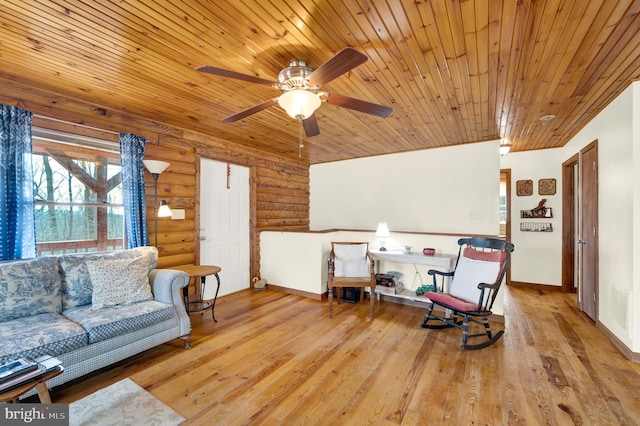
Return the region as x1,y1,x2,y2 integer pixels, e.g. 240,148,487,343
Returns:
278,89,321,119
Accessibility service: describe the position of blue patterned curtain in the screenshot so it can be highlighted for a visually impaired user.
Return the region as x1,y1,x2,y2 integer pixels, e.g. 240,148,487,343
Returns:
0,105,36,260
119,132,149,248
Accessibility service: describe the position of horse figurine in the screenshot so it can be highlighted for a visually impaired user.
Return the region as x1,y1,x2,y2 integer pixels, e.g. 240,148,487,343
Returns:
530,198,547,217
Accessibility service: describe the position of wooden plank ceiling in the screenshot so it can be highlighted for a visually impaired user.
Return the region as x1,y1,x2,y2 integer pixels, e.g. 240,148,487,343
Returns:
1,0,640,164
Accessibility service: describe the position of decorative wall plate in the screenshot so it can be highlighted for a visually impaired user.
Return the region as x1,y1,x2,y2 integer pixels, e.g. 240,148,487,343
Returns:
538,178,556,195
516,179,533,196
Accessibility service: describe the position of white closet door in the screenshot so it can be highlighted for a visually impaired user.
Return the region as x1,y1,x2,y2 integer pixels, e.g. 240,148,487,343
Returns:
199,158,250,297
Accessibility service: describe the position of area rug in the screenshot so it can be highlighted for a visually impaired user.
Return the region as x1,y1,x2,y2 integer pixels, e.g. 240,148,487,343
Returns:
69,378,185,426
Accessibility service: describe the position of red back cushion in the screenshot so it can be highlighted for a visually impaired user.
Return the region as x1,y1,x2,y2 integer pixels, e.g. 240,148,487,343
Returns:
463,246,505,263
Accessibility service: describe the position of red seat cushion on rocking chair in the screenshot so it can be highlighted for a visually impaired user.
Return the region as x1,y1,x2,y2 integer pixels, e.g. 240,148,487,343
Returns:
423,291,482,312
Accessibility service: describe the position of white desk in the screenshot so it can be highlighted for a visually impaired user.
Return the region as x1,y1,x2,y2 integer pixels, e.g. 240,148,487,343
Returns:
370,250,457,304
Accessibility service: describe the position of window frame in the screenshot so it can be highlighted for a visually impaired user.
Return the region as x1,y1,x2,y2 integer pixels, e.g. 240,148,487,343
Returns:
31,128,125,255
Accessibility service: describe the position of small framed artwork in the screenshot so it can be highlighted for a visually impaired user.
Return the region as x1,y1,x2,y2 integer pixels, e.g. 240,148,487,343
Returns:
516,180,533,196
538,178,557,195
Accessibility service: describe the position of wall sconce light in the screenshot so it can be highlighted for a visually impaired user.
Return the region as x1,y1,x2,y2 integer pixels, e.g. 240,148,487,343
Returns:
158,200,172,218
143,160,171,247
375,222,391,251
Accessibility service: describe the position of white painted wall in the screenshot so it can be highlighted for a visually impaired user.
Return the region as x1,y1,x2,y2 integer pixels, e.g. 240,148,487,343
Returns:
633,85,640,354
306,140,505,315
260,231,329,295
559,84,635,351
499,148,565,286
263,140,507,312
502,82,638,351
310,141,501,235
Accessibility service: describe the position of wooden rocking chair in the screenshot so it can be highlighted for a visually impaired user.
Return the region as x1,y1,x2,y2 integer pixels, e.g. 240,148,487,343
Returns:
420,237,514,350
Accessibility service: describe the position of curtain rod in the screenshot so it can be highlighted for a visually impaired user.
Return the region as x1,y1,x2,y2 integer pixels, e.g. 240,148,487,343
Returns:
32,127,120,153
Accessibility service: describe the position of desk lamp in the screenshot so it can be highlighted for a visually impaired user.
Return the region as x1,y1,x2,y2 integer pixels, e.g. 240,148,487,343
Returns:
375,222,391,251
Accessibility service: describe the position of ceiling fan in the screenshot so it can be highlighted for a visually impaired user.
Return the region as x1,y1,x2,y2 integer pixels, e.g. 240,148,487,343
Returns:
196,47,392,137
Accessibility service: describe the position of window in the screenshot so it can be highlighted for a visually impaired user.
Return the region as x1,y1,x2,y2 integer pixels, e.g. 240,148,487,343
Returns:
499,176,507,236
32,128,124,255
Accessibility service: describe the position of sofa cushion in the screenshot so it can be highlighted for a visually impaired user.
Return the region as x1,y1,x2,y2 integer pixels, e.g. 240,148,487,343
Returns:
0,312,88,365
0,257,62,323
62,300,175,344
87,256,153,310
59,246,158,310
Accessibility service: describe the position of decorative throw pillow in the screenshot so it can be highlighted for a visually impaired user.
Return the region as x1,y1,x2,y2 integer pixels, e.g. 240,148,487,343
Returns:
449,251,501,305
87,256,153,310
59,246,158,309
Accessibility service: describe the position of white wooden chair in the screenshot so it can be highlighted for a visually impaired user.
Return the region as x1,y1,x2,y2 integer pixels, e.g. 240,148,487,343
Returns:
328,242,376,318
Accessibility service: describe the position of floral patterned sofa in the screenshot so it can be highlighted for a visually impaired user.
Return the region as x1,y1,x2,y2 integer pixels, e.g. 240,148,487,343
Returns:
0,246,191,393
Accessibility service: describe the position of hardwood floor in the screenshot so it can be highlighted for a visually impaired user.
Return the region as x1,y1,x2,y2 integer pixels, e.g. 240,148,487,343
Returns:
47,286,640,425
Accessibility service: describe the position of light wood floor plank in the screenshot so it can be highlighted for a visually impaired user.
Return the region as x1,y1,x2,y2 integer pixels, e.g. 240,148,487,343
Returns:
42,286,640,425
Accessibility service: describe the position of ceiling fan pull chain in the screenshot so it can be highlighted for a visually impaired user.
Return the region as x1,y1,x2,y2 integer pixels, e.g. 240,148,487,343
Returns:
298,116,304,158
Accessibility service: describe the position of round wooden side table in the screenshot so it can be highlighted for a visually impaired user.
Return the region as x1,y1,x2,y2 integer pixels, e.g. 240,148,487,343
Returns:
172,265,222,322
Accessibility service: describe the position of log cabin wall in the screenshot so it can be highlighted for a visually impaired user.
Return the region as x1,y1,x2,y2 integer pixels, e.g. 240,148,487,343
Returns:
17,88,310,284
147,133,310,280
144,138,198,269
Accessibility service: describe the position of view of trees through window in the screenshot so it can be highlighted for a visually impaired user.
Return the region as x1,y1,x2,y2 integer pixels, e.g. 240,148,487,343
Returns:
499,175,507,236
32,132,124,255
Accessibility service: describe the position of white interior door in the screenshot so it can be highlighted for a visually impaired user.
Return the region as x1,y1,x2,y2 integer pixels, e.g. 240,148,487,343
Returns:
200,158,250,297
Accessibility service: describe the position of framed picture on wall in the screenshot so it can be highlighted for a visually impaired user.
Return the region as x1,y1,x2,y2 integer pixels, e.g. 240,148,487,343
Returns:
516,180,533,196
538,178,556,195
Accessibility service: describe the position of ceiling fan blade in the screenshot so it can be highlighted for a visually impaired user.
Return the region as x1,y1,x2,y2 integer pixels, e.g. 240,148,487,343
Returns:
222,98,278,122
324,93,392,118
197,66,276,86
302,115,320,137
308,47,368,86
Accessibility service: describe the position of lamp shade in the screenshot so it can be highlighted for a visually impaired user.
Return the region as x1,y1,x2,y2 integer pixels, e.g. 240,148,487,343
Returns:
375,222,391,238
143,159,170,174
158,200,171,217
157,200,172,217
277,89,322,119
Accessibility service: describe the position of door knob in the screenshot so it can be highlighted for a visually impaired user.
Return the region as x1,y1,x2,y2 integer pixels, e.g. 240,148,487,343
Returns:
578,239,586,245
200,236,207,241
